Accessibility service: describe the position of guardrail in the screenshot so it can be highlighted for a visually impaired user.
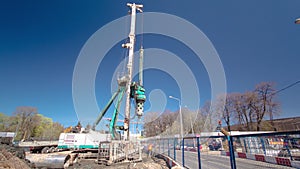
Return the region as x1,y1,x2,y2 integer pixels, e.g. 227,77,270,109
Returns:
142,131,300,169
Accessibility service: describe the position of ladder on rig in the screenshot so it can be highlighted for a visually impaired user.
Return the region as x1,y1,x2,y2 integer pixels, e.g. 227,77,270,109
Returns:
97,141,110,165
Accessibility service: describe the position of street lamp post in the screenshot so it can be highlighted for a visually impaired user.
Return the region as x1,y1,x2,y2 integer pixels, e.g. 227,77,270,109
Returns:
189,115,196,147
169,96,183,140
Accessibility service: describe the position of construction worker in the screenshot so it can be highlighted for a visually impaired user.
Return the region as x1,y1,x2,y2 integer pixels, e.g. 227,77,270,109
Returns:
75,122,82,133
148,144,153,157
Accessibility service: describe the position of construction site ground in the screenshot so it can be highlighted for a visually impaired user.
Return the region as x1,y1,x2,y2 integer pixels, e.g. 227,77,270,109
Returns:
68,153,169,169
0,143,170,169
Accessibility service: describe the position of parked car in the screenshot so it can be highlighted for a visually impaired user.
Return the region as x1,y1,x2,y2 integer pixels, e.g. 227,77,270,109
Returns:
208,139,222,151
278,148,300,160
278,137,300,160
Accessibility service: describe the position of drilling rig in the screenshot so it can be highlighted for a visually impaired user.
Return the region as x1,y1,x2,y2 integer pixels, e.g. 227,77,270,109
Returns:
25,3,146,168
96,3,146,165
91,2,145,141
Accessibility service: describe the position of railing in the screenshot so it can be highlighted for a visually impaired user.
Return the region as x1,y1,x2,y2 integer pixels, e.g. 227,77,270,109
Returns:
142,131,300,169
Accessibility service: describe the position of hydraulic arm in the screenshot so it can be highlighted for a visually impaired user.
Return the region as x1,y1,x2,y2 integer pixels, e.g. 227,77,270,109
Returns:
109,86,126,140
92,88,121,130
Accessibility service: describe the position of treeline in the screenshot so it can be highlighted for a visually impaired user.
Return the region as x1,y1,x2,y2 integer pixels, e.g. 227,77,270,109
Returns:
0,106,64,141
144,82,280,137
218,82,279,131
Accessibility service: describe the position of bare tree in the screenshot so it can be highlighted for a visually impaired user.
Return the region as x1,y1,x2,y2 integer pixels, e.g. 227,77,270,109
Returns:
13,106,38,141
251,82,278,131
232,92,256,131
215,82,279,131
180,107,199,135
192,109,205,133
50,122,64,139
224,82,278,131
144,112,160,137
200,101,214,132
159,110,177,135
200,101,222,132
216,94,235,131
144,110,182,137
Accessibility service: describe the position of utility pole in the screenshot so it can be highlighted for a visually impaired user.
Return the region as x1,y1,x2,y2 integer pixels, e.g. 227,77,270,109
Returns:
169,96,184,140
122,3,143,141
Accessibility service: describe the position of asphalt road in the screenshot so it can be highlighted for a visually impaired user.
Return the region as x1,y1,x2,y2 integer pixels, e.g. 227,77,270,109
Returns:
172,150,295,169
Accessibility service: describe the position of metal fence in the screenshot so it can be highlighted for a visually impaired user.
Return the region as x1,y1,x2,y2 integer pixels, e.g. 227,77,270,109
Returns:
142,131,300,169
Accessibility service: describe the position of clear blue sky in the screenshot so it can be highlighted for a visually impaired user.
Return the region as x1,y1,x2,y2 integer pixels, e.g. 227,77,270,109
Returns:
1,1,299,128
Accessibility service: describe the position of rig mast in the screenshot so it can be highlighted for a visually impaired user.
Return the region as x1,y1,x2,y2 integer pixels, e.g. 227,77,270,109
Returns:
122,3,143,141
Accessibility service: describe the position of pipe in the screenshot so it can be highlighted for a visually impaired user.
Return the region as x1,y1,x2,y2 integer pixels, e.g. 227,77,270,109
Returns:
25,152,77,168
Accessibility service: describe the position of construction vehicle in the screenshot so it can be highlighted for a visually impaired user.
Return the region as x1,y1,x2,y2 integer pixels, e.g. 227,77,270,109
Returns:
0,132,56,154
25,3,146,168
18,140,59,154
0,132,15,145
63,126,73,133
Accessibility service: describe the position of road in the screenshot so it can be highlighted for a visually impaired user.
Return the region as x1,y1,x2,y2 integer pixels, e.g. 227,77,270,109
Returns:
170,150,295,169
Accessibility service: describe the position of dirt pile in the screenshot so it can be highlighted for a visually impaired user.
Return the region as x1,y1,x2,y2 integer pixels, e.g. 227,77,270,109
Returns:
0,144,30,169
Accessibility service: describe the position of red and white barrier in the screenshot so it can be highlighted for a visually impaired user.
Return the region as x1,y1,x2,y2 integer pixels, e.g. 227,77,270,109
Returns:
265,156,277,164
221,151,300,168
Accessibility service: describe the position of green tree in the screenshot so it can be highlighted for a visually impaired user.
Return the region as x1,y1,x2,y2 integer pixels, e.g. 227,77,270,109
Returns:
0,113,9,131
0,107,69,141
31,114,64,140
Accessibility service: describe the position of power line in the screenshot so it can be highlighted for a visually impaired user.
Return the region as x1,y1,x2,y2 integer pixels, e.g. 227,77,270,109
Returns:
274,80,300,95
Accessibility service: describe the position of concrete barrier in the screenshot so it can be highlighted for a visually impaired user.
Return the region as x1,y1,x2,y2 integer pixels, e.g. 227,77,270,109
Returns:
156,154,183,169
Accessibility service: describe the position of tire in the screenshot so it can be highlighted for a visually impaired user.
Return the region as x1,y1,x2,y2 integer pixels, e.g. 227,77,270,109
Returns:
48,147,55,153
41,147,49,154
